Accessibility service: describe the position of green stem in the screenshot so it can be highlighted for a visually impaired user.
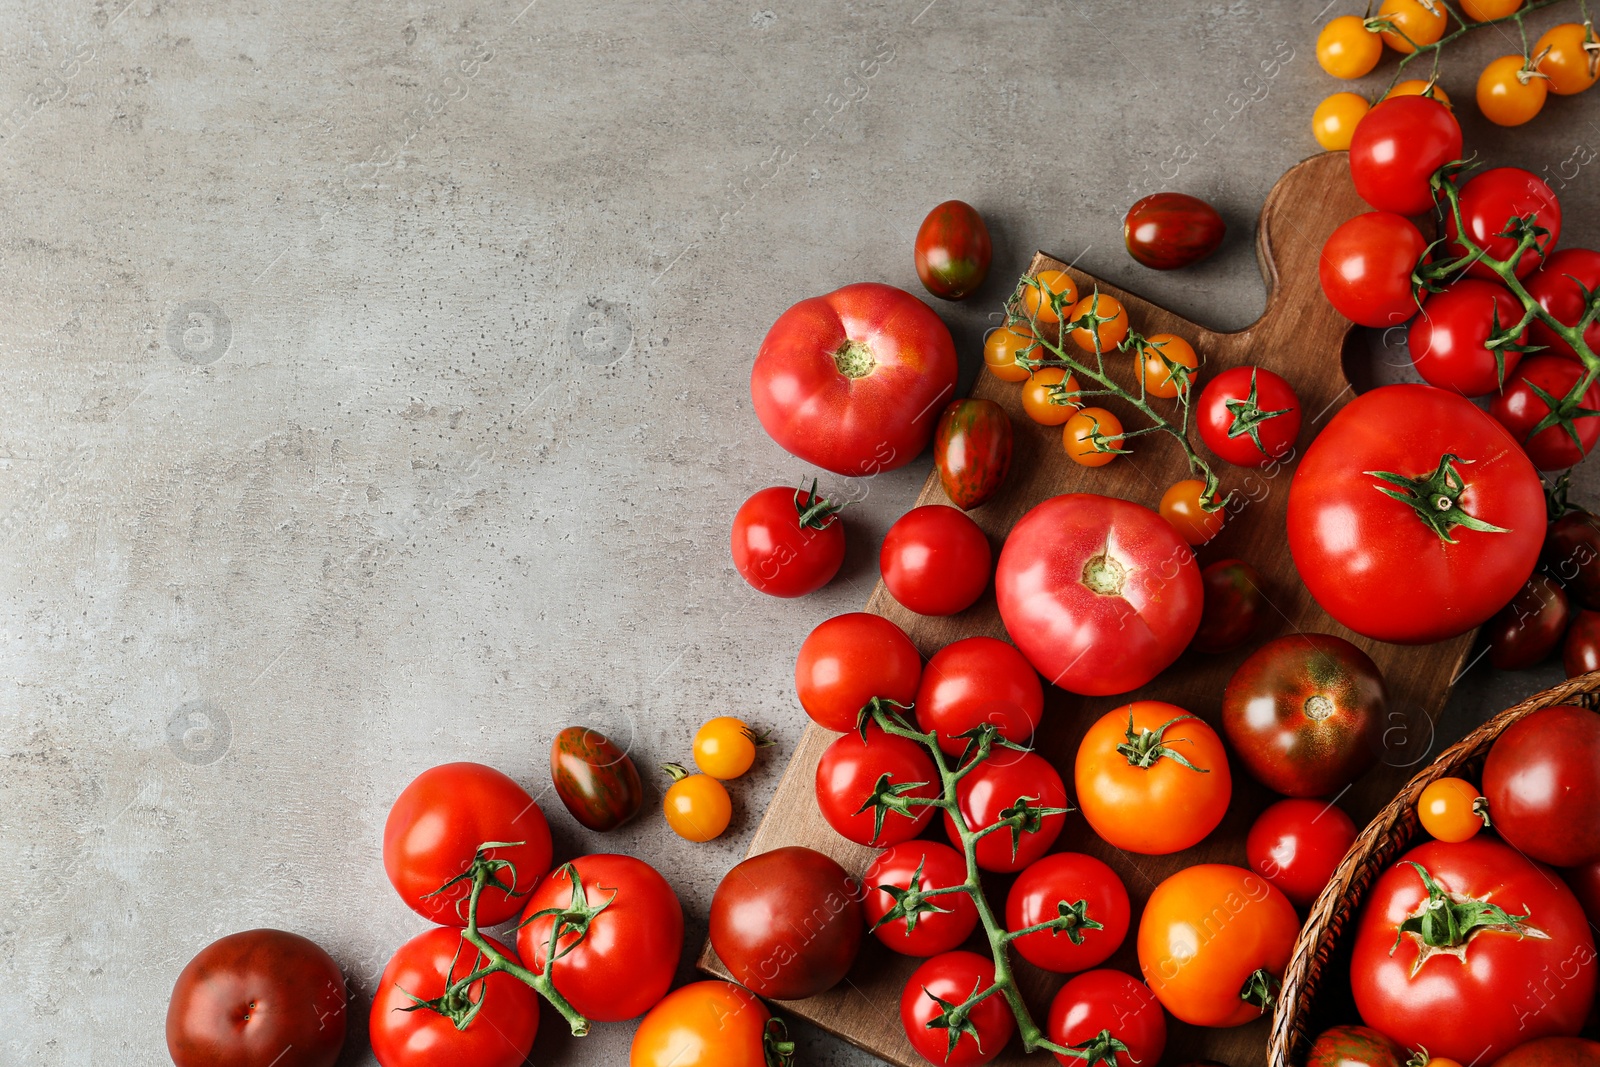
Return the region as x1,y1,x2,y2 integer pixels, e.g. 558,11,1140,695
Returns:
1378,0,1570,92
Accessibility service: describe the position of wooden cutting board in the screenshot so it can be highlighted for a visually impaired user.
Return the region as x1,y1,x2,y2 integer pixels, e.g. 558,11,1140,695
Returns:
699,150,1473,1067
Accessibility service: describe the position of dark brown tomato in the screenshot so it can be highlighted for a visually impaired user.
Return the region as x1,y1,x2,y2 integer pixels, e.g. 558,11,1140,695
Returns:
1546,509,1600,608
1564,609,1600,678
1123,192,1226,270
550,725,644,832
915,200,992,300
1482,704,1600,867
1491,1037,1600,1067
167,929,347,1067
1306,1024,1407,1067
1191,559,1267,654
1221,633,1386,797
1485,574,1572,670
935,398,1013,511
1565,861,1600,927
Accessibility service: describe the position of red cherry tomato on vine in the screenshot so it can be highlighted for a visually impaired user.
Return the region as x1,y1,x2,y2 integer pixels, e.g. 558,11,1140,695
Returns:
881,505,992,616
730,482,845,598
1246,798,1359,909
629,981,779,1067
864,841,979,958
914,635,1043,757
1320,212,1428,328
1489,356,1600,470
794,612,922,733
945,749,1068,873
901,951,1015,1067
1349,96,1461,215
1443,167,1562,279
1006,853,1130,974
1526,248,1600,361
916,200,992,300
1566,608,1600,678
1408,279,1525,396
1197,366,1302,467
1045,970,1167,1067
815,725,940,847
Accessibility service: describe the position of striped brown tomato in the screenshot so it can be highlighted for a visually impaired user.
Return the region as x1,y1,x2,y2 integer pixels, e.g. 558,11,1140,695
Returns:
934,398,1012,511
915,200,992,300
550,725,644,832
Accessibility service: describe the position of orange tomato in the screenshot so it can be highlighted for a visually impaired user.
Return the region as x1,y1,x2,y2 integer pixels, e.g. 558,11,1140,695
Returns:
1376,0,1447,54
1418,776,1487,842
1385,78,1452,107
630,981,776,1067
1160,479,1225,546
1063,407,1124,467
1138,333,1199,399
1317,15,1383,78
1460,0,1521,18
1022,269,1079,326
1535,23,1600,95
983,325,1036,382
1478,54,1549,125
1021,366,1081,426
1068,292,1130,353
1074,701,1232,855
662,764,732,842
693,716,761,779
1312,91,1371,151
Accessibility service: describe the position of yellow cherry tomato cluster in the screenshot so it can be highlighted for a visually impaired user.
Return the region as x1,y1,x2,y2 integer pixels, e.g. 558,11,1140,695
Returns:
661,716,771,842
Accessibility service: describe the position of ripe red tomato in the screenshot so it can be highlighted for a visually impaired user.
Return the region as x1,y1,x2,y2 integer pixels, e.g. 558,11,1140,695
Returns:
864,841,979,957
1489,356,1600,470
1482,705,1600,866
1246,799,1359,909
935,399,1013,510
995,493,1202,696
382,763,552,927
709,846,863,1000
1408,279,1526,396
549,725,644,832
794,612,922,733
945,748,1067,873
1526,248,1600,361
1123,192,1226,271
1546,508,1600,607
730,482,845,597
1137,864,1300,1027
1351,838,1597,1063
1566,862,1600,928
369,928,539,1067
1191,558,1266,654
1006,853,1130,973
167,930,346,1067
1288,384,1544,644
1320,212,1428,327
1349,96,1462,216
1493,1038,1600,1067
1306,1025,1408,1067
882,505,992,616
1444,167,1562,279
916,201,992,300
629,981,779,1067
1197,366,1302,467
914,636,1043,757
514,855,683,1022
1566,609,1600,677
1045,970,1166,1067
1484,575,1572,670
900,951,1015,1067
751,282,957,476
815,725,940,847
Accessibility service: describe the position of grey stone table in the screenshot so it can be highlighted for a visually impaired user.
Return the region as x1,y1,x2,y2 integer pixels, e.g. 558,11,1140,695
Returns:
1,1,1595,1063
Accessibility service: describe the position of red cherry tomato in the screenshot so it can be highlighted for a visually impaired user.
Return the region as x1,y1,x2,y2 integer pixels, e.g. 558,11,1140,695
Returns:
1197,366,1302,467
815,725,940,847
1526,248,1600,361
914,636,1043,757
881,505,992,616
900,951,1015,1067
1045,970,1167,1067
1320,212,1428,327
1349,96,1462,216
1489,356,1600,470
730,482,845,597
1006,853,1130,974
1246,798,1359,909
1566,608,1600,677
1408,279,1526,396
916,200,992,300
1484,574,1572,670
864,841,979,957
945,749,1068,873
1444,167,1562,280
794,613,922,732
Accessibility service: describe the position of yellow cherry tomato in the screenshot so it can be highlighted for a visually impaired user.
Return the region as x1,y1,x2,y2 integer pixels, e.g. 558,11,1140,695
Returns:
1317,15,1383,78
1460,0,1521,19
1426,1059,1466,1067
1138,334,1198,399
663,764,732,842
693,716,763,780
1021,366,1081,426
1384,79,1452,107
1477,54,1549,125
1377,0,1447,54
1064,407,1124,467
1536,23,1600,96
983,325,1036,382
1417,776,1487,842
1022,269,1079,326
1067,293,1130,353
1312,92,1372,151
1159,479,1225,546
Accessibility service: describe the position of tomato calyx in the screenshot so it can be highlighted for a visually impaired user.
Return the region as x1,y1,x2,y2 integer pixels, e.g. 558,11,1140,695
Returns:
511,861,617,965
1222,368,1294,456
1238,967,1280,1015
1366,453,1510,543
792,478,845,530
856,770,936,843
1005,897,1105,946
1389,861,1547,971
833,338,876,379
1115,712,1211,774
421,839,532,921
921,979,1003,1061
868,854,965,936
855,695,917,743
1054,1027,1133,1067
986,794,1077,863
1521,375,1600,454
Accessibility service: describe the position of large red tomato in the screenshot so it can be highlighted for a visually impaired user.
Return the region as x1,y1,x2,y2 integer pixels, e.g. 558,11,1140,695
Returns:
1526,248,1600,360
794,612,922,732
382,763,553,927
995,493,1202,696
1319,212,1428,327
914,636,1043,756
1351,838,1596,1063
751,282,957,476
1287,384,1543,644
1349,96,1463,215
1481,705,1600,867
514,855,683,1022
1443,167,1562,279
167,930,346,1067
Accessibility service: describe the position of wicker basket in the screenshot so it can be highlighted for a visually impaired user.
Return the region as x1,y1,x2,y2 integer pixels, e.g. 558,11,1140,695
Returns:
1267,673,1600,1067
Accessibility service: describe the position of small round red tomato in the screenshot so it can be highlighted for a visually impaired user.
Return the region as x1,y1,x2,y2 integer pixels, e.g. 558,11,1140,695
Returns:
865,840,979,957
900,951,1015,1067
1006,853,1130,974
369,928,539,1067
945,748,1068,873
1408,279,1525,396
1138,333,1199,399
936,399,1013,511
882,505,992,616
916,200,992,300
1444,167,1562,279
1306,1025,1408,1067
1478,55,1549,126
1022,366,1081,426
382,762,552,927
1075,701,1231,855
1483,704,1600,866
1063,407,1125,467
1527,248,1600,361
629,981,779,1067
1138,864,1300,1027
1191,559,1266,654
984,325,1037,382
1197,366,1302,466
167,930,346,1067
914,636,1043,757
996,493,1202,696
1376,0,1447,53
751,282,957,477
1067,293,1130,353
1247,798,1359,909
1046,970,1166,1067
1417,777,1486,843
1484,574,1572,670
1123,192,1226,271
515,855,683,1022
794,612,922,733
1494,1039,1600,1067
1536,23,1600,95
709,846,863,1000
1222,633,1386,798
1546,508,1600,607
1351,838,1597,1063
1566,609,1600,677
1159,479,1225,546
1490,356,1600,470
550,725,644,832
1349,96,1462,215
815,725,940,847
1320,212,1427,327
730,482,845,597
